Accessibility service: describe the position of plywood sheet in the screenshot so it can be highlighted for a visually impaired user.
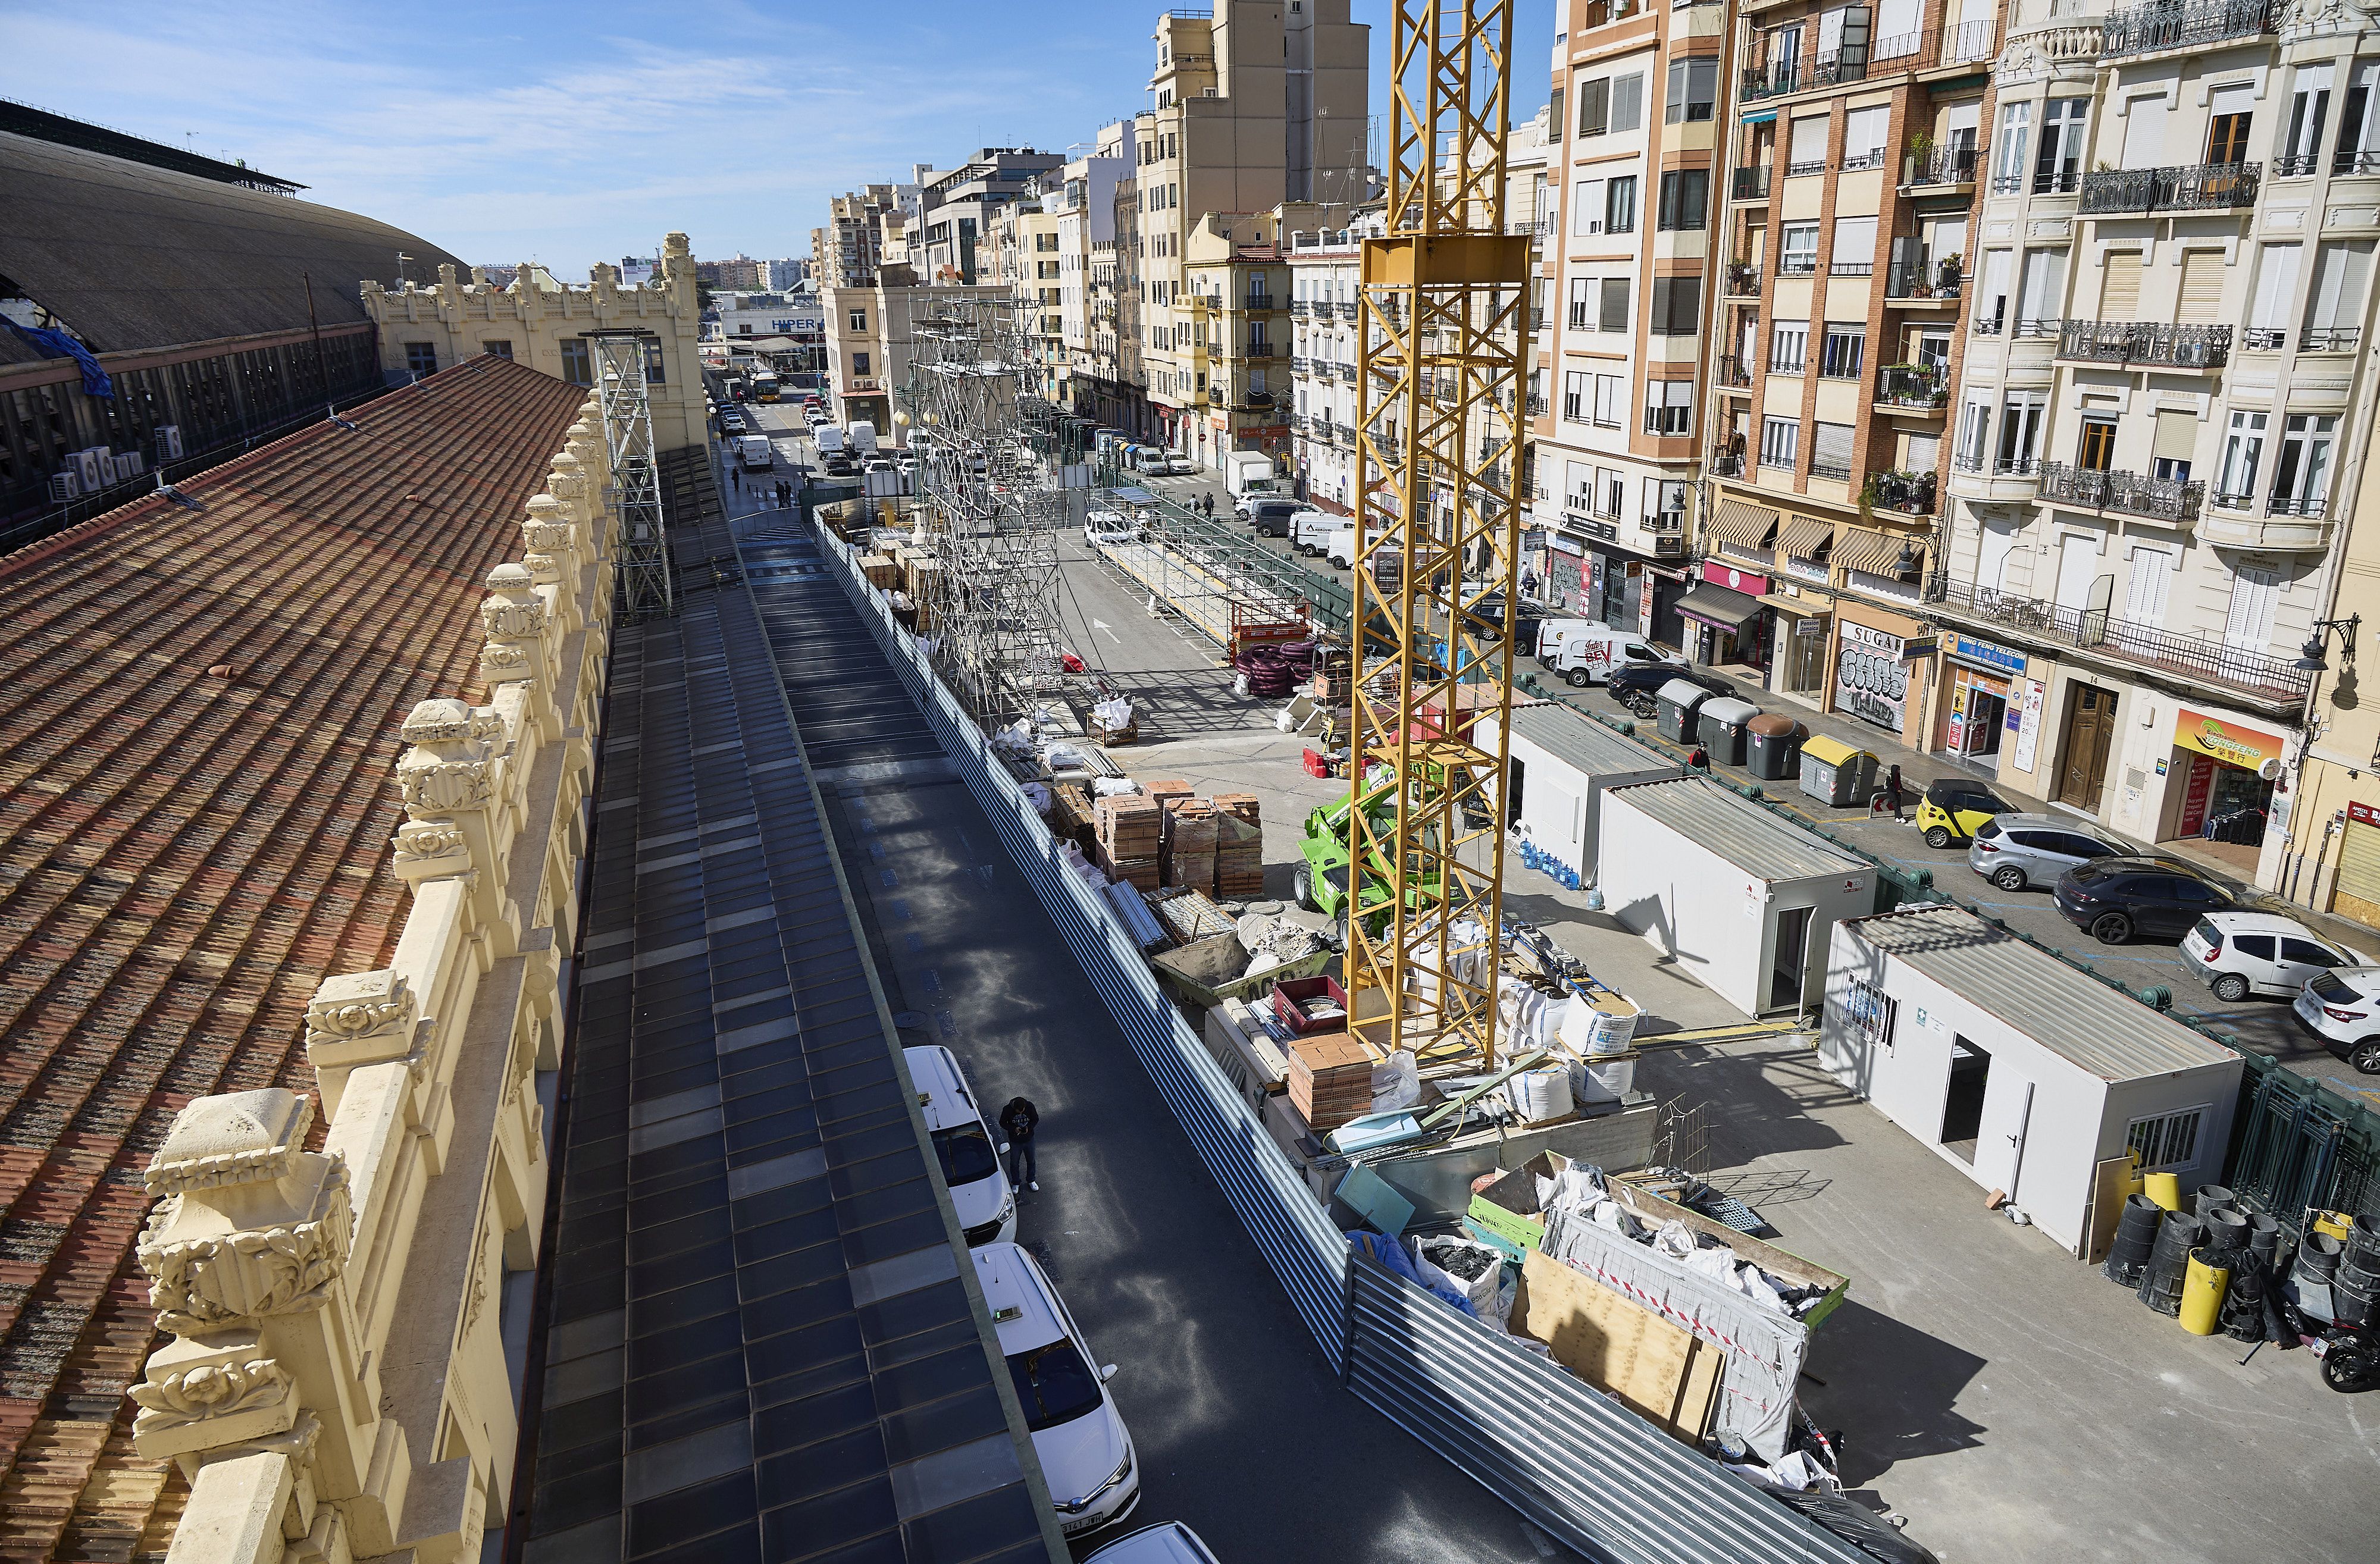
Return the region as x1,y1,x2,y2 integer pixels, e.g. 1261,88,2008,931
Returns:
1512,1248,1719,1443
2083,1155,2132,1265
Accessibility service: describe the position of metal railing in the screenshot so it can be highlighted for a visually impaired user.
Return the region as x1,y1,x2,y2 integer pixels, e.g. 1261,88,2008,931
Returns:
2080,161,2261,214
1840,149,1887,173
1779,256,1818,276
2057,321,2232,369
1927,571,2310,704
1709,446,1745,477
1335,301,1361,320
1886,261,1964,300
2303,326,2363,352
2100,0,2278,59
1869,469,1938,513
1940,18,1998,62
2244,327,2287,350
1726,262,1763,295
2040,460,2205,523
1740,51,1867,102
1718,354,1752,388
1291,355,1313,374
1733,165,1771,200
1905,145,1981,186
1811,458,1854,481
2268,492,2330,517
1829,259,1875,277
2338,149,2380,174
1876,363,1949,409
2275,153,2323,177
1245,294,1277,311
1785,158,1828,178
1239,342,1278,359
1290,300,1311,316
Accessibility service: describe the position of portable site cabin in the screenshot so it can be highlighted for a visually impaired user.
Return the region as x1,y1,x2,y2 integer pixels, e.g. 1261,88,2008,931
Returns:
1820,905,2244,1258
1599,776,1874,1018
1481,701,1679,886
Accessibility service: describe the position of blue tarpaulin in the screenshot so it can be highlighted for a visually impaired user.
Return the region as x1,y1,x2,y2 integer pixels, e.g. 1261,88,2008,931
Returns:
5,319,112,399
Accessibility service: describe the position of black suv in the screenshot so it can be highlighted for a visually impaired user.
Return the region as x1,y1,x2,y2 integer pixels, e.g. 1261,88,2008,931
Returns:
2055,857,2235,945
1607,663,1730,705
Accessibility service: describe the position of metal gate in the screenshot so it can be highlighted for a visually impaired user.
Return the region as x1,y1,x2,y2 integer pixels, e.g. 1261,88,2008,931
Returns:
2229,1063,2378,1228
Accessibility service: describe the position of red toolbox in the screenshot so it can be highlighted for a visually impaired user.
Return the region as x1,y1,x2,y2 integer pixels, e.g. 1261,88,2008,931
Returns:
1272,975,1350,1035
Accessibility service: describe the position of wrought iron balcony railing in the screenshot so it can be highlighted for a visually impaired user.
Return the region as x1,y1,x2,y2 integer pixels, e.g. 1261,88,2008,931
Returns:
1886,260,1964,300
1244,294,1277,312
1734,166,1772,200
1727,261,1764,295
1811,458,1855,481
1290,300,1311,316
1335,301,1361,321
1869,469,1938,514
1719,354,1753,388
2100,0,2278,61
1927,572,2310,704
2040,460,2204,523
1877,364,1950,408
2080,161,2261,214
2057,321,2232,369
1740,52,1867,103
1905,145,1983,187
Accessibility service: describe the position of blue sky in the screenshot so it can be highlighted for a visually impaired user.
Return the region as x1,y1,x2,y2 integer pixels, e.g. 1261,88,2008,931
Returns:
0,1,1552,276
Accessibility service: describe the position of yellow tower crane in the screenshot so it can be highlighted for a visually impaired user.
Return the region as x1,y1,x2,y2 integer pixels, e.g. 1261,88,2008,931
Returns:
1347,0,1530,1068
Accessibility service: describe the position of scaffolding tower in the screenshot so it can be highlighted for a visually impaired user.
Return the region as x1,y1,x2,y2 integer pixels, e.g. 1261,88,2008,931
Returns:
901,294,1075,723
1345,0,1529,1067
592,332,674,618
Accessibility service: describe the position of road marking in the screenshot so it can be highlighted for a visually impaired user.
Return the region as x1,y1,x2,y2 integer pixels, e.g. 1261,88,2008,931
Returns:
1091,616,1121,644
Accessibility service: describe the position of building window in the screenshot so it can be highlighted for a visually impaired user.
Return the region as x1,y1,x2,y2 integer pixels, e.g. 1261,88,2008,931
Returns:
1665,57,1718,124
850,308,869,331
2077,416,2118,472
2273,413,2337,512
854,352,872,376
1993,101,2032,192
1568,275,1593,330
1841,105,1890,171
1599,278,1630,332
1649,277,1702,336
1562,369,1589,422
2127,1107,2204,1173
2034,98,2088,193
1577,76,1609,137
1781,223,1820,275
1997,391,2047,472
405,342,438,377
1643,380,1693,437
2217,410,2267,504
1594,374,1624,427
482,340,513,359
644,338,666,385
1760,416,1799,471
559,339,591,385
1656,169,1709,232
1818,322,1865,378
1597,466,1625,518
1956,398,1991,471
1811,421,1855,481
1605,175,1639,234
1771,321,1809,373
1612,73,1645,133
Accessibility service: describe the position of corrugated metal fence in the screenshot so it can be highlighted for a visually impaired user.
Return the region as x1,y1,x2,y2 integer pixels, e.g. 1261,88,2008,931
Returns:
798,512,1875,1564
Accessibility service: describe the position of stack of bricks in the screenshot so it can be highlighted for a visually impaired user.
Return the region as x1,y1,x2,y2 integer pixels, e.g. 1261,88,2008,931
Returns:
1213,793,1266,899
1161,797,1217,892
1094,794,1163,889
1144,778,1195,810
1050,783,1096,851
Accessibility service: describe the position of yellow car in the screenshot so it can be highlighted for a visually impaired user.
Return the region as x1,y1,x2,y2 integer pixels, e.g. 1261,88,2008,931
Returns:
1916,778,2013,848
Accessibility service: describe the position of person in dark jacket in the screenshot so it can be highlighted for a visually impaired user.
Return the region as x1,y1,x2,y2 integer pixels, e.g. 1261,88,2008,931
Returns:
1882,764,1906,822
999,1096,1040,1190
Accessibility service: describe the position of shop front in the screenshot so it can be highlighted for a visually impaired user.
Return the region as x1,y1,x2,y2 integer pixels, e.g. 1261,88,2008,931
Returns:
1936,632,2029,773
2160,707,2286,851
2335,801,2380,929
1639,562,1691,649
1542,530,1587,613
1677,560,1773,673
1762,587,1833,703
1828,602,1934,742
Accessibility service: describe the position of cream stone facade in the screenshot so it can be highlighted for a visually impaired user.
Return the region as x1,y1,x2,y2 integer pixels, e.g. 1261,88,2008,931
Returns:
130,400,616,1563
363,233,707,451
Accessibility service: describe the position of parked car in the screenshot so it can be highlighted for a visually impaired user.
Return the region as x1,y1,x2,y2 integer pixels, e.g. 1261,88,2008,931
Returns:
2181,912,2374,1004
1607,662,1728,707
1461,590,1548,650
1539,622,1675,687
2293,967,2380,1073
975,1241,1141,1537
904,1046,1014,1245
1248,499,1303,537
1965,813,2127,891
2054,857,2235,944
1915,777,2016,848
1085,1524,1223,1563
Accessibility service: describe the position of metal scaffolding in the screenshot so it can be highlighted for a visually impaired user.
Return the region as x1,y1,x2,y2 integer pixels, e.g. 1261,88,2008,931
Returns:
901,293,1077,723
592,332,674,618
1346,0,1529,1066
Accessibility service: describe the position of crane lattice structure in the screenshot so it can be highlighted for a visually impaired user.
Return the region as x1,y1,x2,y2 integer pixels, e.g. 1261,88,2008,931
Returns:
903,293,1071,723
1347,0,1529,1067
591,332,674,619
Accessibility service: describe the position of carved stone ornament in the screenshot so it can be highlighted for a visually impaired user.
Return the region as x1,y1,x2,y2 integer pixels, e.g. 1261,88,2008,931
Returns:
524,517,576,555
139,1159,354,1334
523,550,562,585
480,640,536,686
303,970,416,1055
482,563,549,642
392,821,468,864
145,1089,313,1197
129,1357,290,1431
400,697,473,745
398,754,494,814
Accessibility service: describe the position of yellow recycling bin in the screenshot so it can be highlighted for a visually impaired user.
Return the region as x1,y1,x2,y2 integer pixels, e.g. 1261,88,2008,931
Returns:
2313,1210,2356,1242
2179,1250,2229,1336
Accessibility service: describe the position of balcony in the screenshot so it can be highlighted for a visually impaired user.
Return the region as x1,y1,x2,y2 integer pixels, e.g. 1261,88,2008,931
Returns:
1718,354,1753,390
1902,145,1981,190
2057,321,2232,370
1740,52,1867,105
1733,166,1773,201
2303,326,2363,353
1886,259,1964,302
1939,18,1999,64
2243,327,2287,350
1779,256,1818,277
2040,460,2204,524
1811,459,1855,482
2202,488,2335,550
1336,302,1361,321
1290,300,1311,317
1708,446,1745,478
1291,355,1313,374
1876,363,1949,411
1868,469,1938,515
1726,261,1764,296
2100,0,2278,60
1238,343,1278,360
1927,574,2310,707
2080,161,2261,214
1830,259,1875,277
1245,294,1278,312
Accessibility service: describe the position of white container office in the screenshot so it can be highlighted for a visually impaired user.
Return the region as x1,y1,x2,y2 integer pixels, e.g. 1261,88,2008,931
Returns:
1599,776,1873,1018
1820,904,2243,1258
1479,701,1679,885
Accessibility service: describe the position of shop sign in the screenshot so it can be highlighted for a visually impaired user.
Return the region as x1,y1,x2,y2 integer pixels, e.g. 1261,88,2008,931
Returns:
2173,708,2284,772
1548,533,1584,556
1947,632,2026,676
1795,618,1826,637
1702,561,1770,597
2351,801,2380,828
1836,626,1912,733
1565,514,1617,541
2010,678,2046,773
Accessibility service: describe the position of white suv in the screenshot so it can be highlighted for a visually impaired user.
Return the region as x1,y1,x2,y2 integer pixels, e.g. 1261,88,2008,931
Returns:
2180,913,2372,1004
904,1046,1015,1246
1086,1524,1223,1562
975,1242,1141,1537
2295,967,2380,1074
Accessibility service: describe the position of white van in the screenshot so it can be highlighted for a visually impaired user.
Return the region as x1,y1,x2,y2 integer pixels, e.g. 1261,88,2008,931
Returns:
735,435,774,471
903,1045,1016,1245
849,419,879,457
1290,510,1341,556
1541,623,1673,687
813,425,846,457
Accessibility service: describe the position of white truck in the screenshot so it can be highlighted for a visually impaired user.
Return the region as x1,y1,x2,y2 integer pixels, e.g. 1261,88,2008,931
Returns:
735,435,775,471
849,419,879,458
1225,450,1285,500
1538,622,1676,686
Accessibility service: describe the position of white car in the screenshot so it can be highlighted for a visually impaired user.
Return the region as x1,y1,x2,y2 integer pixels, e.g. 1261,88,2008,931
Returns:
1085,508,1144,545
1085,1523,1223,1562
904,1046,1015,1245
2180,912,2373,1004
975,1242,1140,1536
2294,967,2380,1074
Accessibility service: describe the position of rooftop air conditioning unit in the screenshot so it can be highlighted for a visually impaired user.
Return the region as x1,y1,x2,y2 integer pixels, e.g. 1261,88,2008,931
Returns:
114,450,146,480
154,424,184,461
73,447,108,491
47,471,81,503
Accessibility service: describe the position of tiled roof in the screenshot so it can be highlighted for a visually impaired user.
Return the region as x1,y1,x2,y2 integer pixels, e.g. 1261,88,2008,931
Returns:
0,356,587,1560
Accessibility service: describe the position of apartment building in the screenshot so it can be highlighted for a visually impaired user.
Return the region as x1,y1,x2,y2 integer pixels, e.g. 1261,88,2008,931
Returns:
812,186,898,289
821,283,994,441
1092,148,1153,438
1706,0,2000,712
1136,1,1370,462
914,148,1066,284
1185,205,1352,477
985,193,1069,403
1535,0,1740,648
1053,128,1132,419
2298,424,2380,930
1925,0,2380,895
1288,210,1381,513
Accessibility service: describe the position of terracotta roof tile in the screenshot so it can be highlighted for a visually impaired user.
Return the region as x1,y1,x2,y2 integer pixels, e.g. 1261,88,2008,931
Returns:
0,354,587,1560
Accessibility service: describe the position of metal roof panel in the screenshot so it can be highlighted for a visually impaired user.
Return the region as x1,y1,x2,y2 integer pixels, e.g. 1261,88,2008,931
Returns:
1606,775,1868,883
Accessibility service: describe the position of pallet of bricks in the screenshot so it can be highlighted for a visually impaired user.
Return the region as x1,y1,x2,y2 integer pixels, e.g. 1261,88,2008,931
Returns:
1048,783,1097,852
1093,792,1161,889
1151,781,1217,895
903,547,941,633
1213,792,1263,899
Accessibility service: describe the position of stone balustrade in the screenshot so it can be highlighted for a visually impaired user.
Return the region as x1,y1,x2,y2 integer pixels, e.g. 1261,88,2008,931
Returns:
130,394,617,1564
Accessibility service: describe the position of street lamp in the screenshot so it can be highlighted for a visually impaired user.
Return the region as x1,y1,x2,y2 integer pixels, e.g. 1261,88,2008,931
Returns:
2296,614,2361,672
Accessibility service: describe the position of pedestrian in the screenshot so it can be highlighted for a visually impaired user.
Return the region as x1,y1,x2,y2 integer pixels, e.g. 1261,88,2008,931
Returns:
731,468,741,493
1521,568,1539,600
999,1096,1040,1191
1201,491,1214,518
1883,763,1906,822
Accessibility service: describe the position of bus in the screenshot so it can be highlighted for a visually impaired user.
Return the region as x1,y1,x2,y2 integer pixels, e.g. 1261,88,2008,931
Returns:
750,372,782,402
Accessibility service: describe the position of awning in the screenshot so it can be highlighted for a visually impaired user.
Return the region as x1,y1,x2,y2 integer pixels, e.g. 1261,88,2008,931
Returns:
1676,584,1765,633
1835,526,1925,577
1741,109,1778,126
1777,514,1835,561
1708,499,1780,554
1759,591,1833,613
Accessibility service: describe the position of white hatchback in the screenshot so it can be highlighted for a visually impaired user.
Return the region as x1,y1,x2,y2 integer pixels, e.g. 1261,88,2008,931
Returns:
975,1242,1141,1537
1086,1523,1222,1562
903,1046,1015,1246
2180,912,2372,1004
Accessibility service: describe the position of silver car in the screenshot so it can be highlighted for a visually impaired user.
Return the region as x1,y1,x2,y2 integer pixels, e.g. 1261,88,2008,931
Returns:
1966,812,2128,891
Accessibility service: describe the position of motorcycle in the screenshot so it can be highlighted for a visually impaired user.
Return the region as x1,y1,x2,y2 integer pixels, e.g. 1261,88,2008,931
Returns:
2314,1328,2380,1393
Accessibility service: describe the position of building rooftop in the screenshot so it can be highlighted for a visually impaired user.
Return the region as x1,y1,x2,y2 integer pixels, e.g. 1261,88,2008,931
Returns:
0,128,464,363
0,99,302,193
0,356,586,1554
1606,775,1869,882
1505,701,1680,781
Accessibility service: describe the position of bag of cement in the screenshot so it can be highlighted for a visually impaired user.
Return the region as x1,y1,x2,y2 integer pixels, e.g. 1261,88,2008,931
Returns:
1371,1050,1419,1111
1505,1065,1573,1124
1090,776,1141,798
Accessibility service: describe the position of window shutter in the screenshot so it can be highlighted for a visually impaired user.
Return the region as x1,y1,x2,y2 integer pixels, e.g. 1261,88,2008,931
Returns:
1600,278,1630,332
2121,93,2169,171
1814,421,1855,469
2124,546,2175,625
1790,114,1830,165
2252,243,2301,328
2099,252,2144,319
2153,409,2197,462
2223,567,2280,651
1844,105,1889,161
1832,215,1877,265
1550,87,1564,140
1579,77,1609,136
1612,74,1644,132
2177,251,2226,322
